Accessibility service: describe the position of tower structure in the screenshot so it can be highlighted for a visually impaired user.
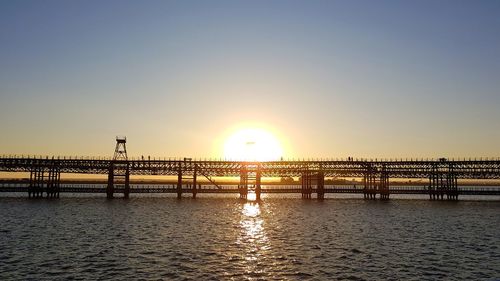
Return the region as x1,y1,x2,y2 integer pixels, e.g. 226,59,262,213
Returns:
107,136,130,199
113,136,128,161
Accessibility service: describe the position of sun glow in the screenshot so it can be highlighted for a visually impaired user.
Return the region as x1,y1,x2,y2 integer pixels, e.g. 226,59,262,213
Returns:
223,128,283,161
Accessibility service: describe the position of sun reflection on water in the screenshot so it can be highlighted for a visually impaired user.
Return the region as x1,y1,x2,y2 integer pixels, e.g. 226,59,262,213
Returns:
246,192,257,201
242,201,260,217
237,201,270,267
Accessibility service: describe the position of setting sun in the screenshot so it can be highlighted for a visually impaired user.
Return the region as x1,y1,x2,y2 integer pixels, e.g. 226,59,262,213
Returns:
223,128,283,161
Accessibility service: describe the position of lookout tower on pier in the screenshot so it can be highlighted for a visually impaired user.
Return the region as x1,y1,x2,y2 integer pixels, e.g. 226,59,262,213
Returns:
113,136,128,160
107,136,130,199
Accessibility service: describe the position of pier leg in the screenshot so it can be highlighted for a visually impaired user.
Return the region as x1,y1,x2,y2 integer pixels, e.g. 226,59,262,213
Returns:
177,170,182,199
363,176,367,200
301,171,312,199
107,165,114,199
429,172,440,200
301,172,305,198
28,169,33,198
434,173,438,200
56,171,60,198
124,169,130,199
363,173,377,200
379,173,389,200
429,175,433,200
192,169,197,199
444,173,459,201
239,169,248,199
46,166,60,199
29,168,44,199
255,170,261,201
317,172,325,200
46,169,52,198
107,161,130,199
240,185,247,199
439,174,444,200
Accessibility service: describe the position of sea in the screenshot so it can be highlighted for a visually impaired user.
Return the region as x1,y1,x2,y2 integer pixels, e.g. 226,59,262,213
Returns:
0,194,499,280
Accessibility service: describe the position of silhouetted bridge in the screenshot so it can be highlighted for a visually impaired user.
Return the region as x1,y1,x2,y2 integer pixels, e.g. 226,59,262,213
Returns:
1,156,500,200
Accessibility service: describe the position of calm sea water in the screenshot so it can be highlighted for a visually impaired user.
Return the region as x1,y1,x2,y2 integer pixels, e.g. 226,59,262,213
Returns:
0,196,499,280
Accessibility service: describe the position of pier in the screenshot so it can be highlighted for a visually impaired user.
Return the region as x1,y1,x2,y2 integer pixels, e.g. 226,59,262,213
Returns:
2,156,500,200
1,138,500,200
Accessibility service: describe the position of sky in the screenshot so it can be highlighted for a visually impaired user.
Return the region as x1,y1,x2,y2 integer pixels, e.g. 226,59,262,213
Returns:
0,0,499,159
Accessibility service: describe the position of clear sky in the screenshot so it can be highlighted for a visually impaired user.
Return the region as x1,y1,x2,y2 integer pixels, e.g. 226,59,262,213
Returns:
0,0,499,159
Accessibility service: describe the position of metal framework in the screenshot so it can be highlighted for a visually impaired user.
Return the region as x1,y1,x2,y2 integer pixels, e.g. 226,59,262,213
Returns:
238,164,261,199
107,137,130,199
1,156,500,200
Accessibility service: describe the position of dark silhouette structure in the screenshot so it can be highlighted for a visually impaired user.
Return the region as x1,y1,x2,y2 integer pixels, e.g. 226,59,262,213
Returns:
107,136,129,199
1,139,500,200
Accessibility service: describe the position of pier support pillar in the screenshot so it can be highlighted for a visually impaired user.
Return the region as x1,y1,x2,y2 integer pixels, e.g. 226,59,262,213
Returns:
255,169,261,201
429,171,458,201
429,172,446,200
239,168,248,200
46,164,61,198
438,174,445,200
446,172,458,201
107,161,129,199
301,171,312,199
429,173,435,200
123,169,130,199
192,169,197,199
452,174,458,200
379,172,390,200
107,137,129,199
177,170,183,199
363,172,377,199
107,165,114,199
317,171,325,200
238,163,262,200
29,167,45,198
239,165,259,200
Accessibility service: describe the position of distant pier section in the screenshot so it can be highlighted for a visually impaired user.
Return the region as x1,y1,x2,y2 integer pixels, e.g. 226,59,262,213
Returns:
1,137,500,200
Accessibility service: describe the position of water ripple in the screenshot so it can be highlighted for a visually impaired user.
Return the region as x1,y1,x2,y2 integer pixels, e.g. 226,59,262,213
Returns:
0,197,499,280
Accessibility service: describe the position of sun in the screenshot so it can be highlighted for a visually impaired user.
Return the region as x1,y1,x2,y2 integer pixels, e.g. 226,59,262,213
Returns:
223,128,283,161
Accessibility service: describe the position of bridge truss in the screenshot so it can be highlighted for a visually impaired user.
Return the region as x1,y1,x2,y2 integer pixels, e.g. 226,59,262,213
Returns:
1,156,500,200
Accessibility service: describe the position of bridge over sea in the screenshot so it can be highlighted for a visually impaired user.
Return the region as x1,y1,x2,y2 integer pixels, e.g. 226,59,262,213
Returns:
1,138,500,200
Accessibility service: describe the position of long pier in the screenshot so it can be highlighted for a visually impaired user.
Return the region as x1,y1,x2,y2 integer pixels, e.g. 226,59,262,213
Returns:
1,155,500,200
